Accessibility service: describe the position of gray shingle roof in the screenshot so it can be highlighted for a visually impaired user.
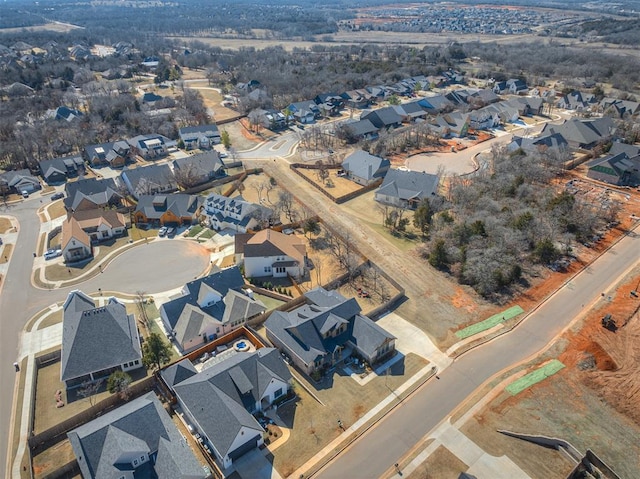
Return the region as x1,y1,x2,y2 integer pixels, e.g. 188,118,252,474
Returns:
376,169,439,204
68,392,204,479
135,194,203,222
40,155,84,182
121,164,177,197
160,267,265,345
61,291,142,382
361,106,403,128
172,348,291,458
541,117,615,148
64,177,121,211
161,359,198,388
172,151,224,179
342,150,390,181
265,287,394,367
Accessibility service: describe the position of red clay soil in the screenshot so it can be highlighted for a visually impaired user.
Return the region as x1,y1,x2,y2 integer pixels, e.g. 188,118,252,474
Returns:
559,272,640,424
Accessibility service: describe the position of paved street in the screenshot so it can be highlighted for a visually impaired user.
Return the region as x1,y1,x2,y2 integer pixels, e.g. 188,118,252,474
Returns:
0,198,210,474
316,223,640,479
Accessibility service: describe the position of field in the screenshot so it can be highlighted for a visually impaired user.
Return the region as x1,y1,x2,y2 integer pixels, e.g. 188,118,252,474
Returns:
460,267,640,479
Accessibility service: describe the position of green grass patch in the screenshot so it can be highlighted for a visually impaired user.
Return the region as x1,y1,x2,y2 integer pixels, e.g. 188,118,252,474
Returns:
200,229,215,239
455,305,524,339
505,360,565,396
253,293,286,311
187,225,203,237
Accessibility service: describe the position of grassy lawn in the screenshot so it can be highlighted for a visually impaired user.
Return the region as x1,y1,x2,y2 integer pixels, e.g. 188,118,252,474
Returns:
36,310,63,331
10,357,29,479
43,236,136,282
200,229,215,239
32,439,75,479
33,359,150,434
0,216,13,233
273,353,428,476
37,233,47,255
0,243,13,263
46,200,67,220
455,305,524,339
187,225,204,237
252,293,286,311
129,225,160,241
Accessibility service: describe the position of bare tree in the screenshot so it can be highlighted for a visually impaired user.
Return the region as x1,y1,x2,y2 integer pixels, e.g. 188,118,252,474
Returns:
136,290,151,330
173,163,201,189
78,379,104,407
278,191,297,223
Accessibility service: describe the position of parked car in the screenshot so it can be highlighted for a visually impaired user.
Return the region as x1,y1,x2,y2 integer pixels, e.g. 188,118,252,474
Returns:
50,192,64,201
44,248,62,260
166,227,176,237
21,190,29,198
158,226,168,237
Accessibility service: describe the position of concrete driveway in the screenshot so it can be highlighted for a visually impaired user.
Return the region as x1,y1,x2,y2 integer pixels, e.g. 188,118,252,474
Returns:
377,312,452,371
232,450,282,479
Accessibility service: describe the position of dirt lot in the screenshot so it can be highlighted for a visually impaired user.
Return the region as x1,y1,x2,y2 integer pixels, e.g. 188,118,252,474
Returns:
407,445,468,479
461,268,640,479
294,167,364,198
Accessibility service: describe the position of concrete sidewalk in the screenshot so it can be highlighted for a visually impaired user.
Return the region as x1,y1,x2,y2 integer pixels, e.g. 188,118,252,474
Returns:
390,419,531,479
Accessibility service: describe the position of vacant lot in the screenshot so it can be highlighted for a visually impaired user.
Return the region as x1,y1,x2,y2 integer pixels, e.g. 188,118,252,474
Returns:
0,216,13,233
407,445,468,479
294,167,364,198
461,268,640,479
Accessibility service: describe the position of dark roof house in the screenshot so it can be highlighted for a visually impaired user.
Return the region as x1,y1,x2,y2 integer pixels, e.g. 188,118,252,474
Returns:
61,290,142,389
64,177,122,212
265,287,395,375
134,194,203,226
172,151,225,187
165,348,292,469
119,164,177,199
159,267,266,352
361,107,403,130
342,150,390,186
39,155,85,184
375,169,439,210
68,392,205,479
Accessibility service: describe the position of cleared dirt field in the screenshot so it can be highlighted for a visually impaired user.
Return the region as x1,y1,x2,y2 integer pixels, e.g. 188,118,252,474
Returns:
294,168,363,198
462,268,640,479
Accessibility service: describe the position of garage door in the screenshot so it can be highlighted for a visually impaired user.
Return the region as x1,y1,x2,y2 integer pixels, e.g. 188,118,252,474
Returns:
229,435,259,461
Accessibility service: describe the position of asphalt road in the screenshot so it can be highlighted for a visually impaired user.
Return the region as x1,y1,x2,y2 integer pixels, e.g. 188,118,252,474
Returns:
316,224,640,479
0,199,209,473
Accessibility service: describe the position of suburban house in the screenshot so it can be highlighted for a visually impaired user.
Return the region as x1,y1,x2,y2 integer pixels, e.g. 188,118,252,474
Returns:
119,164,178,199
134,194,203,226
341,150,390,186
179,124,221,150
265,287,396,375
340,89,373,109
255,109,287,130
127,134,171,160
84,141,132,168
39,155,85,184
287,100,320,124
600,97,640,118
337,119,379,141
60,218,93,262
235,229,307,279
556,90,598,112
429,112,470,138
68,392,205,479
0,169,41,194
508,132,569,156
204,193,275,233
375,169,440,210
64,178,122,212
67,209,129,243
586,152,640,186
468,108,501,130
172,151,225,187
61,290,142,389
360,107,403,130
52,105,83,122
392,101,430,123
417,95,453,114
162,348,292,469
493,79,528,95
159,267,266,352
540,117,616,150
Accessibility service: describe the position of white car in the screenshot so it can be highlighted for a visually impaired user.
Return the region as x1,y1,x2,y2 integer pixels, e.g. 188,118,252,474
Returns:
158,226,168,237
44,249,62,260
